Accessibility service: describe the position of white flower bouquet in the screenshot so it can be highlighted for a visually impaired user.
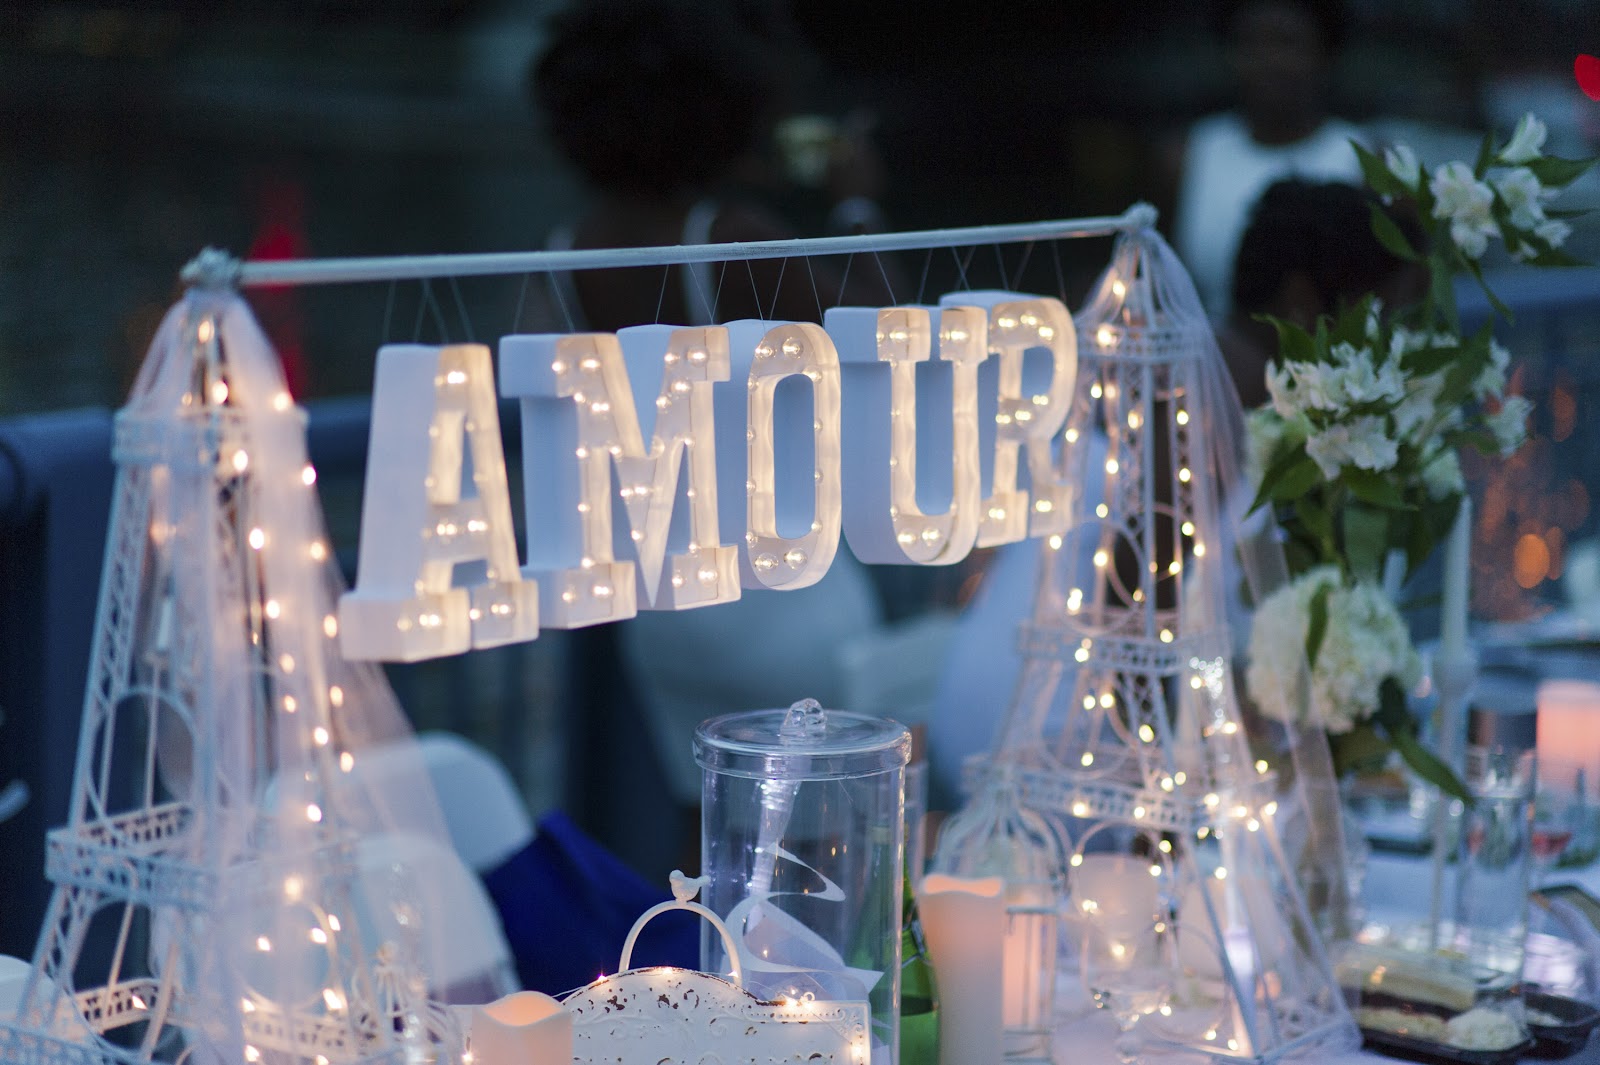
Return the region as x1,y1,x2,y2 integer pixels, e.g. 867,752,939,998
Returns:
1244,114,1594,793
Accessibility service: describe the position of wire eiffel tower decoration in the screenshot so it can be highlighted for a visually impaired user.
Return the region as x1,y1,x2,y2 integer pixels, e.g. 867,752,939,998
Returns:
982,229,1358,1063
0,291,449,1065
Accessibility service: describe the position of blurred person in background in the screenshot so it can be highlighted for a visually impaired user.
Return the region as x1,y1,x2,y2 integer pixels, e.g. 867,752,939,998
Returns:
1174,0,1365,320
530,0,896,334
1220,177,1425,409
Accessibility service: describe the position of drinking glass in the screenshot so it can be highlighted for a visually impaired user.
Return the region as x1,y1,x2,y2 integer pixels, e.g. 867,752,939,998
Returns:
1080,913,1174,1064
1072,849,1173,1064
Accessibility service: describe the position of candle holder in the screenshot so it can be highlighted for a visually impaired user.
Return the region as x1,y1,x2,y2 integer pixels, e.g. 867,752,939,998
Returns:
929,772,1061,1062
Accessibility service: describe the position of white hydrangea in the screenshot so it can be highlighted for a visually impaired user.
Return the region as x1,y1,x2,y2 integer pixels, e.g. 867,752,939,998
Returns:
1431,162,1500,258
1305,415,1399,479
1247,567,1421,735
1498,113,1548,165
1487,394,1532,455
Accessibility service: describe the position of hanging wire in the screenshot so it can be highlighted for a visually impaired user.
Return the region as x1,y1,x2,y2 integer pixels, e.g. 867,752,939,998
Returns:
447,276,474,343
711,261,729,324
915,248,934,306
381,280,398,345
804,257,823,322
744,259,762,317
871,251,896,306
1013,240,1037,289
512,274,531,333
1051,240,1068,303
993,244,1012,290
546,272,576,333
950,246,976,291
654,265,672,324
764,258,789,321
410,282,430,342
687,259,716,324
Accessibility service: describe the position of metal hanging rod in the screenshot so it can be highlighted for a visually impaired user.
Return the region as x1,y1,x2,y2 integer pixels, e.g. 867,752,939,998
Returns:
181,205,1157,290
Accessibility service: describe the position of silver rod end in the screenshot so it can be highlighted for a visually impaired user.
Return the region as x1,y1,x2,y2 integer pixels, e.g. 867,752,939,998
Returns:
1124,202,1159,231
180,247,243,290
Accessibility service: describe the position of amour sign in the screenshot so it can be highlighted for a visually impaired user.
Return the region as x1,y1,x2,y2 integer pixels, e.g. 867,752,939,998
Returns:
338,291,1078,661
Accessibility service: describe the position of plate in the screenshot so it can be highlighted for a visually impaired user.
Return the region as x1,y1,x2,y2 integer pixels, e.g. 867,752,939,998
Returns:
1359,1025,1534,1065
1525,991,1600,1059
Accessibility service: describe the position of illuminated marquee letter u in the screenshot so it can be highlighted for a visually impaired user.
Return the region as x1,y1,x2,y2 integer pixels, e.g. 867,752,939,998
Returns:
831,305,984,565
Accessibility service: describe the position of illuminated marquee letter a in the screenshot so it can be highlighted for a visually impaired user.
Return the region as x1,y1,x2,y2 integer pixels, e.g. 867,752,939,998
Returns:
340,344,538,661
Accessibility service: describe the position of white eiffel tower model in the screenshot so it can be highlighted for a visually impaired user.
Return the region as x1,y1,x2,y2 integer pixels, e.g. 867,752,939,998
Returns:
984,229,1358,1062
0,289,448,1065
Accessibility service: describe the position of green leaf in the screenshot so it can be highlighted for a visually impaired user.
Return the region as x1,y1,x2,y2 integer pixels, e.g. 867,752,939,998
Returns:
1270,455,1324,503
1527,246,1587,268
1293,496,1335,547
1249,443,1315,514
1329,723,1393,778
1464,258,1514,323
1429,256,1460,334
1525,155,1599,189
1473,129,1496,177
1390,726,1473,803
1372,678,1473,803
1305,579,1332,670
1402,340,1463,376
1255,313,1316,365
1342,505,1389,584
1368,202,1420,262
1344,468,1409,509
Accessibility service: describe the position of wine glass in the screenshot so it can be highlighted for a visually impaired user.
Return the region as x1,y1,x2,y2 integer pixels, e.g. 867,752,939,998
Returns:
1072,850,1173,1065
1080,913,1174,1064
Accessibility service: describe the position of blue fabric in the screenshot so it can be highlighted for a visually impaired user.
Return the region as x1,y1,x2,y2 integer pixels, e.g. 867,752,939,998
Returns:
482,810,699,995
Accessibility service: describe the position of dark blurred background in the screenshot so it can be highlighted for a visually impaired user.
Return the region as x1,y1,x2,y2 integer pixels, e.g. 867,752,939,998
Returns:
3,0,1593,416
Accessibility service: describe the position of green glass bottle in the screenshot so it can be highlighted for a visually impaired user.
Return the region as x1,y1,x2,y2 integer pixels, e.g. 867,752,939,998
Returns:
899,871,940,1065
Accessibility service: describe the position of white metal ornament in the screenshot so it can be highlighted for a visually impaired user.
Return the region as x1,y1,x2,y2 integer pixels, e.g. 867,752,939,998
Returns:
0,293,457,1065
562,872,870,1065
339,342,538,661
978,230,1357,1063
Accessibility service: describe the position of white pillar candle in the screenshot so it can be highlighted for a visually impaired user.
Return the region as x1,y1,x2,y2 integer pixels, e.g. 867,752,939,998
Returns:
1538,679,1600,793
919,874,1006,1065
469,990,573,1065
